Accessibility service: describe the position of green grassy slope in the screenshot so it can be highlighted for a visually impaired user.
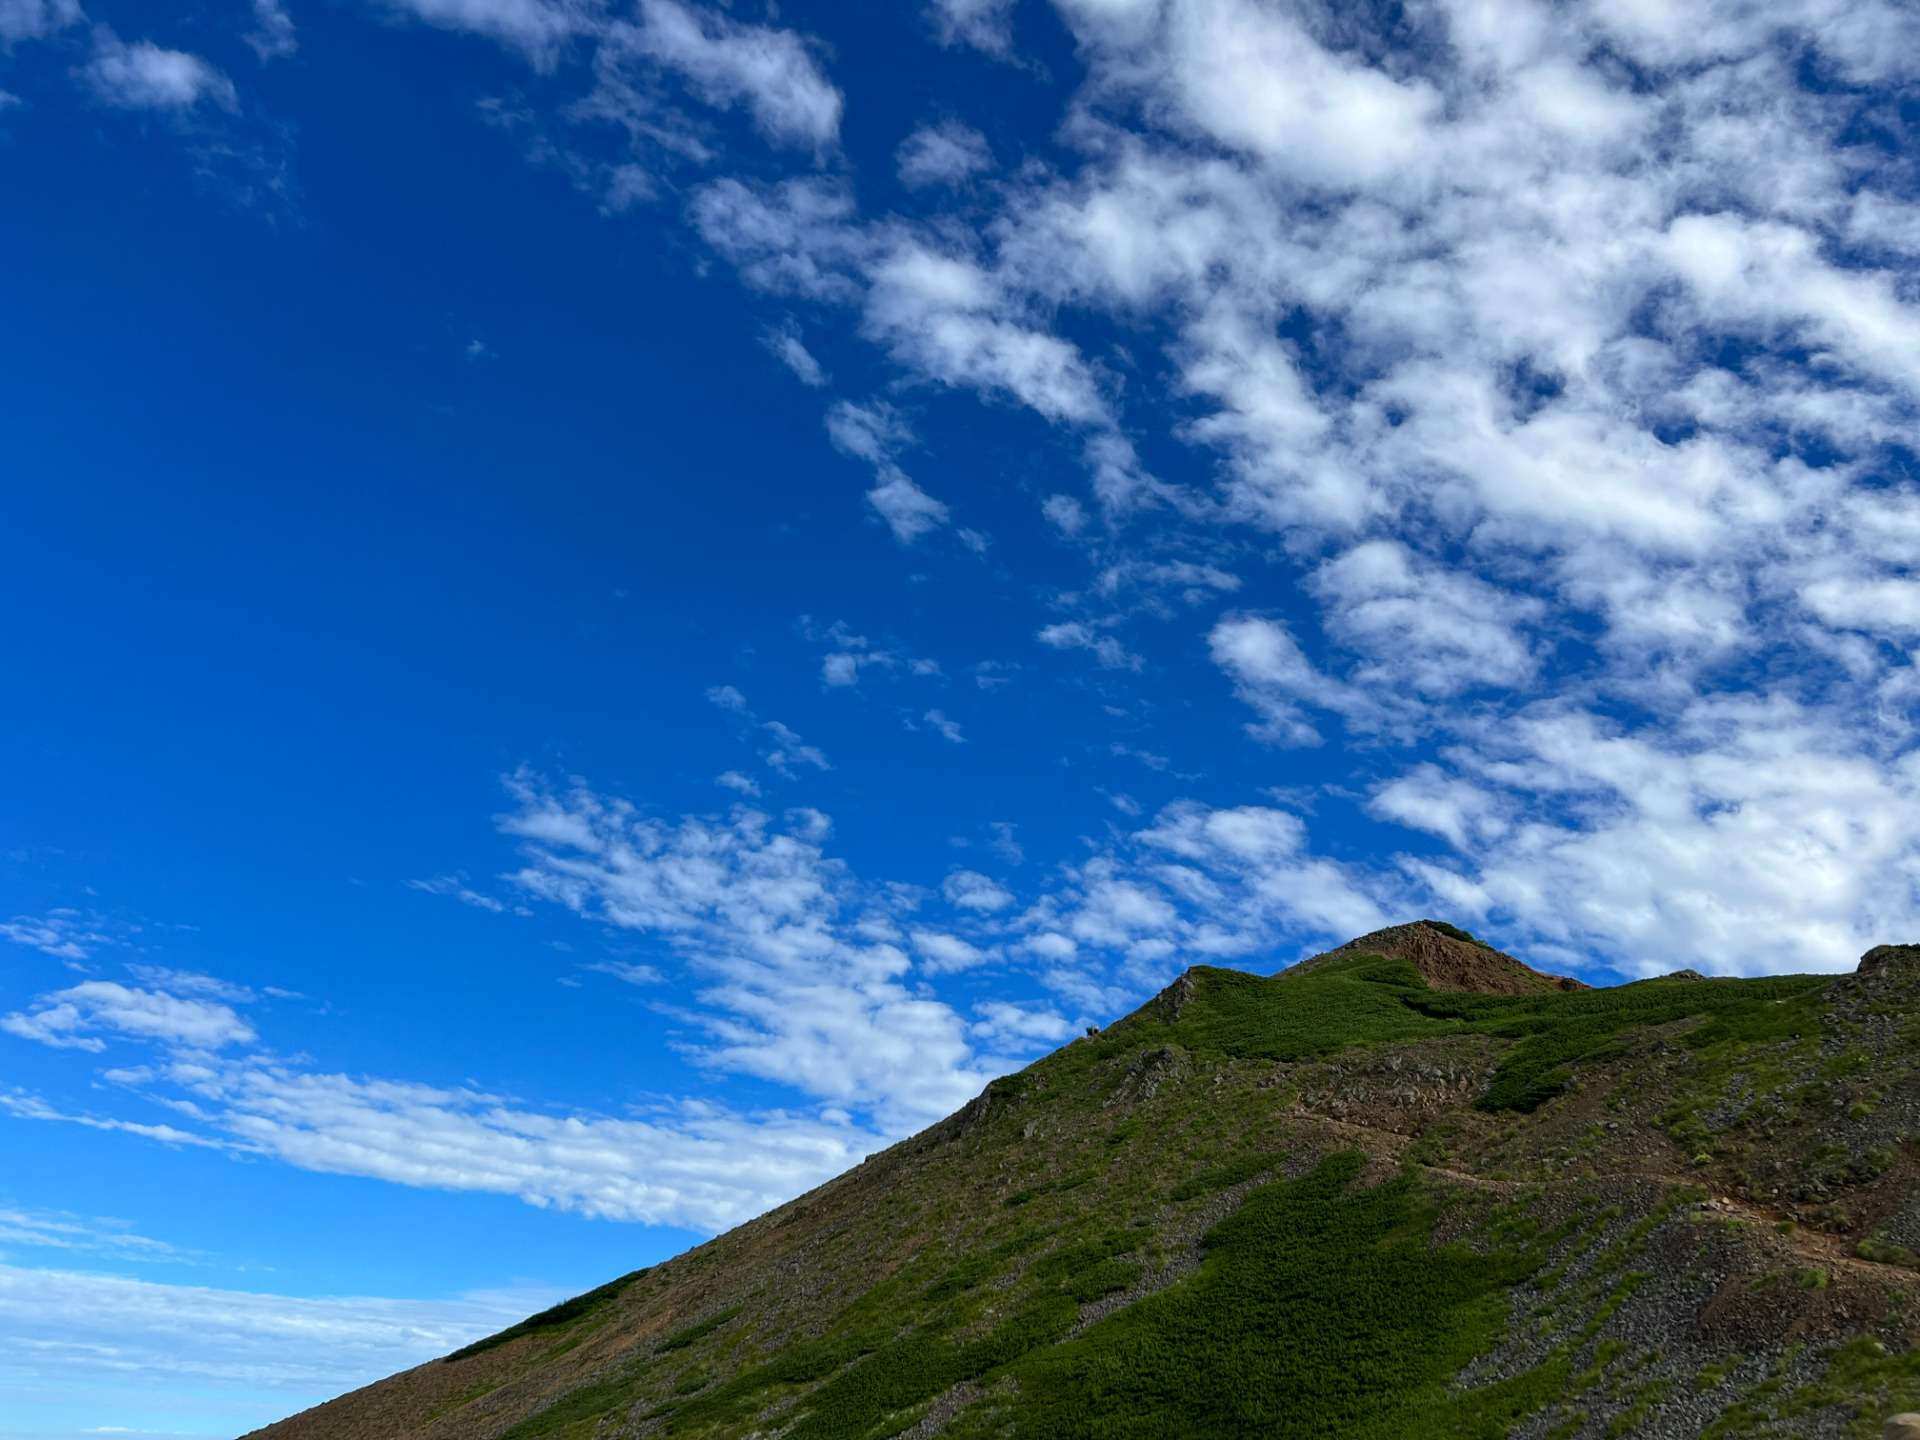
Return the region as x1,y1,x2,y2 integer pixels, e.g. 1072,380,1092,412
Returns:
247,926,1920,1440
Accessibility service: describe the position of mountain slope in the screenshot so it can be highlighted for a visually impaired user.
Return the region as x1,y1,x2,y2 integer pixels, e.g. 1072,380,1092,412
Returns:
248,925,1920,1440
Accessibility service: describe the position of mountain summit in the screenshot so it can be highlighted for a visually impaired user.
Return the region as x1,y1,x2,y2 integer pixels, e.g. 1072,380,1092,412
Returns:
1289,919,1587,995
250,925,1920,1440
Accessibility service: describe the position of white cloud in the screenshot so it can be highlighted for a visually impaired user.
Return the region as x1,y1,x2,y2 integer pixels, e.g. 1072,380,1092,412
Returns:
0,909,112,962
971,1000,1071,1046
926,0,1016,52
864,242,1111,425
1391,701,1920,977
825,399,911,465
1041,493,1089,535
943,869,1012,912
1207,614,1333,746
867,470,952,543
620,0,841,149
705,686,832,775
80,29,238,111
0,1092,233,1151
921,708,966,744
247,0,297,60
716,769,761,796
379,0,592,66
496,771,997,1130
0,1259,559,1396
2,982,255,1053
4,1024,890,1235
760,718,830,775
689,175,867,301
808,620,936,689
1310,540,1541,696
0,0,78,43
0,1207,183,1264
1160,0,1439,184
213,1067,877,1229
910,928,990,974
1801,575,1920,637
409,874,523,914
897,120,992,188
1022,931,1075,961
1036,620,1141,670
1009,800,1396,1003
1368,764,1511,852
821,400,956,544
120,966,255,1004
584,959,664,985
763,324,827,385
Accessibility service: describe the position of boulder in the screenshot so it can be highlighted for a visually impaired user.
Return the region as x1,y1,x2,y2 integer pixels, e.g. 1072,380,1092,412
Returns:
1884,1415,1920,1440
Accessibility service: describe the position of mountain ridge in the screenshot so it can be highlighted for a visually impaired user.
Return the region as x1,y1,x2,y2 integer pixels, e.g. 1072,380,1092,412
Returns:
246,923,1920,1440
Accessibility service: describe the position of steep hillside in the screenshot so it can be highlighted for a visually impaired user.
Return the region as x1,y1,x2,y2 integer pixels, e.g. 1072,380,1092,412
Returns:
248,925,1920,1440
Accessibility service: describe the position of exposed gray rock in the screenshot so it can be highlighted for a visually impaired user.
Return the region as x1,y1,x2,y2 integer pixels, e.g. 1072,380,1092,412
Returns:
1859,943,1920,979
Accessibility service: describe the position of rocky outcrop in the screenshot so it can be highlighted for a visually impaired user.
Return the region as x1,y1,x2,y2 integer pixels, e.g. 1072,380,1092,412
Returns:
1859,943,1920,980
1156,970,1199,1020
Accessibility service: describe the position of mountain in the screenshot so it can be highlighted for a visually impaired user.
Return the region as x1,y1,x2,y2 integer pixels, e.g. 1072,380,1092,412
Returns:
247,922,1920,1440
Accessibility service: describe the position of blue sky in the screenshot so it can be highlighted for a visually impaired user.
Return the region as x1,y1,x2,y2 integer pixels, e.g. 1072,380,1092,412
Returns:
4,0,1920,1434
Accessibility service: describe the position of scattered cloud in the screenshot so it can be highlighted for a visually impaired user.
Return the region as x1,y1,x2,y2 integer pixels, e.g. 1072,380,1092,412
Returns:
706,686,832,776
921,708,965,744
910,928,991,974
763,323,827,385
584,959,664,985
0,909,115,962
378,0,593,67
867,471,951,544
1385,700,1920,977
925,0,1015,54
1,981,256,1053
409,874,527,915
616,0,842,150
971,999,1071,1046
896,119,992,188
760,719,830,775
1037,620,1141,671
1308,542,1541,698
0,1258,560,1395
120,966,255,1005
80,28,238,112
246,0,297,61
497,769,997,1130
943,869,1012,913
0,1207,185,1265
0,0,80,45
1207,615,1332,747
1041,493,1088,536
